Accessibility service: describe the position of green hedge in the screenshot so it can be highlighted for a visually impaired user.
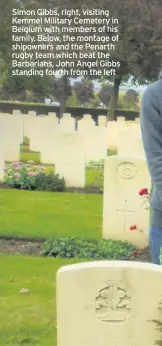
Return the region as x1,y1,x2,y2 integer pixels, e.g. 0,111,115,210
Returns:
0,101,139,121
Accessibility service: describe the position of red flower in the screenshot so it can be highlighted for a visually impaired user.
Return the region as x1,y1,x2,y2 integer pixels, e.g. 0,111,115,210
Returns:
130,225,137,231
139,188,149,196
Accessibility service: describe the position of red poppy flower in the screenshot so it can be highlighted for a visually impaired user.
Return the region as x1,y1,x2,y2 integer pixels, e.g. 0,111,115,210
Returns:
130,225,137,231
139,188,149,196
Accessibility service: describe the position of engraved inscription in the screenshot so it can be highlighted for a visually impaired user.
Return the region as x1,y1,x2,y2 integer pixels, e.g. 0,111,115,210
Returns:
117,162,137,179
95,282,131,322
116,200,136,233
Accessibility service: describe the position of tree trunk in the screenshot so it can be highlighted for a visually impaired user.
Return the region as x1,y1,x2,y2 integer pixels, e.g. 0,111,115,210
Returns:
107,75,122,123
59,76,68,122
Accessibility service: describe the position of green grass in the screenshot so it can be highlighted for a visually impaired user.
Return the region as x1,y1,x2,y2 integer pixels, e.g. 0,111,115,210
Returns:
86,169,103,188
0,254,85,346
0,190,102,240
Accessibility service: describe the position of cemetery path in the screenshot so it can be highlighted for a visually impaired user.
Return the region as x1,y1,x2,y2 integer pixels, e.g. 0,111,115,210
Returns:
0,238,152,262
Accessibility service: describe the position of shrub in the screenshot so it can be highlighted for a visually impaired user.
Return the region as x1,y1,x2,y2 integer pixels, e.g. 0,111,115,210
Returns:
5,163,66,192
4,162,38,190
41,236,136,260
86,160,104,170
34,172,66,192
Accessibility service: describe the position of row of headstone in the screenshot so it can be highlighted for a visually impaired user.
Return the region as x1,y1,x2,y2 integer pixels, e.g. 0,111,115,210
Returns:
0,111,143,160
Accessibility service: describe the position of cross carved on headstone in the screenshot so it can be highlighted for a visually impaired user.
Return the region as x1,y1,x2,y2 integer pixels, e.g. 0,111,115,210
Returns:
116,200,135,232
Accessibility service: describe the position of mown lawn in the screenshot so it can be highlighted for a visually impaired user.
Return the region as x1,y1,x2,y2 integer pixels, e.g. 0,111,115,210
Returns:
0,190,102,240
0,254,85,346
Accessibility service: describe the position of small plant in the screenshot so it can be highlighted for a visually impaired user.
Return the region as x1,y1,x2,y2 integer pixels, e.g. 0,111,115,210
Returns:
4,162,38,190
34,172,66,192
4,163,66,192
86,160,104,170
41,236,136,260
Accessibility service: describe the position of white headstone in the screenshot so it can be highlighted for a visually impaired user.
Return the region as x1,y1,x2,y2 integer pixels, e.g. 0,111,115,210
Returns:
28,111,36,116
23,111,37,138
98,115,106,127
84,127,107,161
78,116,96,132
55,132,85,187
103,155,150,247
107,121,126,152
0,114,21,161
12,110,23,142
117,117,125,122
48,112,57,118
117,126,145,157
60,114,75,132
83,114,92,120
57,261,162,346
39,117,60,164
29,117,44,151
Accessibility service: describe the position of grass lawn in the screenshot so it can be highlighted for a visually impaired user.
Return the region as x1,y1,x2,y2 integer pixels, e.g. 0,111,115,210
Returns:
0,254,85,346
0,190,102,240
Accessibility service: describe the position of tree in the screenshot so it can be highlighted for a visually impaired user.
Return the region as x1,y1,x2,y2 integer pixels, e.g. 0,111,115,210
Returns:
98,85,113,107
82,0,162,120
73,81,95,105
52,76,72,117
123,89,139,108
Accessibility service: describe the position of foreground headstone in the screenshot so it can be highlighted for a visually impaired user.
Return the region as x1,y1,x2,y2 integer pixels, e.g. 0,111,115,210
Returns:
57,261,162,346
103,155,150,247
55,132,85,187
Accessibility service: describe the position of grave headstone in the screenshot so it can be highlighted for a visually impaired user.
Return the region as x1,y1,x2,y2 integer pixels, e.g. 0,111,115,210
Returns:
39,117,60,164
117,126,145,157
0,114,21,161
103,155,150,247
48,112,57,118
98,115,106,127
117,116,125,122
78,115,96,132
84,127,107,161
60,114,75,132
107,121,126,152
12,110,23,143
57,261,162,346
23,111,37,138
55,132,85,187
